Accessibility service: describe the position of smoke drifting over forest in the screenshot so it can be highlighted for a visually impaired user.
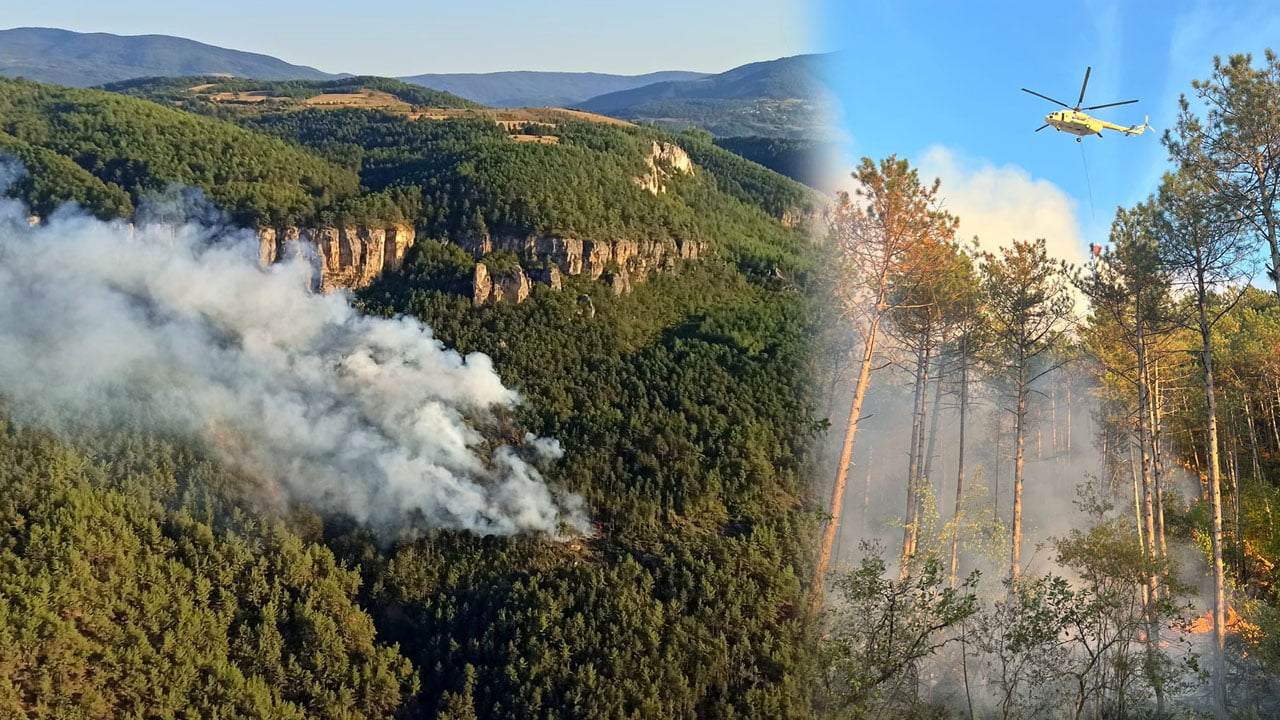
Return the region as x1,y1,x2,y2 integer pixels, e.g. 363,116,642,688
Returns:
823,362,1098,579
0,165,586,537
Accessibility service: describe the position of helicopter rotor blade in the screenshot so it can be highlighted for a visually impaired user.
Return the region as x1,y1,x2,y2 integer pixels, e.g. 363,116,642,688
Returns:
1082,99,1140,111
1021,88,1072,109
1076,66,1092,108
1035,124,1050,132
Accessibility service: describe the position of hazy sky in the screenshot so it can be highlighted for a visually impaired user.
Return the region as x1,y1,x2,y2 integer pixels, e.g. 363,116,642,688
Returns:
818,0,1280,264
4,0,809,76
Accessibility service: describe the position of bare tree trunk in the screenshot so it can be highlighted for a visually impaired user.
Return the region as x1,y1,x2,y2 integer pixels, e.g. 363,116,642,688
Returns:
1191,441,1207,502
1197,293,1228,717
1245,398,1264,483
950,336,969,589
1051,379,1059,454
1135,323,1165,713
993,419,1001,519
1228,419,1244,581
1066,380,1073,455
923,362,946,485
952,333,967,586
1100,431,1110,497
901,342,931,575
1130,443,1145,552
1011,351,1027,584
811,317,881,612
1151,363,1168,559
1265,206,1280,300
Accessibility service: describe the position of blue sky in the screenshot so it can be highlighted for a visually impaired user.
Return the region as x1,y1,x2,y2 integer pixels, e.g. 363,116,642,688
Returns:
4,0,807,76
815,0,1280,263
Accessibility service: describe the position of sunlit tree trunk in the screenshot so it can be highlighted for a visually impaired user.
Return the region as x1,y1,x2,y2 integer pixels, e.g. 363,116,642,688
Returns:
1151,362,1168,559
812,315,881,612
1135,321,1165,712
901,343,931,574
1011,349,1027,583
949,333,969,589
1130,444,1146,553
923,366,945,487
1197,286,1228,716
1066,380,1073,454
1227,419,1244,579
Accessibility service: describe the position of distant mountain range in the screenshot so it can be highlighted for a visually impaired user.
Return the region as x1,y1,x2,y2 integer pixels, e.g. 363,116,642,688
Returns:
0,27,704,108
0,27,828,139
0,27,333,87
397,70,708,108
580,54,830,139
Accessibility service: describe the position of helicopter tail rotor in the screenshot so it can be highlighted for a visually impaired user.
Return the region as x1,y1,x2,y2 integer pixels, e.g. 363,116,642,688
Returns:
1125,115,1153,136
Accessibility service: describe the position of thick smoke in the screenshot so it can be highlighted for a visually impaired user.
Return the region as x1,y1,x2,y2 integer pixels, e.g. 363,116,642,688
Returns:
0,166,587,537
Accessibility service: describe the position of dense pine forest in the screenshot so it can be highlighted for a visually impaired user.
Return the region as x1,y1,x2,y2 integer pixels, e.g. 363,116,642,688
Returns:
0,75,824,717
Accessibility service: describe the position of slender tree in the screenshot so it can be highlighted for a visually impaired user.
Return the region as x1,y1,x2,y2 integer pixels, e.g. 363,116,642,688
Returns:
887,238,968,572
1155,166,1255,716
979,239,1074,583
812,156,958,610
1075,201,1175,713
942,244,985,588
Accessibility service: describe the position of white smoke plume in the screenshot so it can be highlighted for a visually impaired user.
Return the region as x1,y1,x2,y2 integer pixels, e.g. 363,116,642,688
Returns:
0,165,587,537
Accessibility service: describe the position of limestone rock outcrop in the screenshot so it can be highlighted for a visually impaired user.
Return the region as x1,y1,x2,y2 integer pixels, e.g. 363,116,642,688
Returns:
528,265,562,291
633,141,694,195
472,262,532,306
459,232,701,284
257,224,415,292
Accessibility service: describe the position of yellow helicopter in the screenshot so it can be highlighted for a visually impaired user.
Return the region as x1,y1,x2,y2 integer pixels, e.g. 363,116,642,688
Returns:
1022,67,1150,141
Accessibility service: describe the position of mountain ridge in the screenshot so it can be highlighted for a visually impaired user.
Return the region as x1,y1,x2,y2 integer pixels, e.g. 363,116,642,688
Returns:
579,54,831,138
0,27,336,86
398,69,708,108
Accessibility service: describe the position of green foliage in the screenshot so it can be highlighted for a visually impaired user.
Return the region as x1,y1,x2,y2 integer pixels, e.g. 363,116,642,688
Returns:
815,547,978,718
714,135,835,187
350,252,821,718
104,75,483,109
0,77,362,224
680,130,817,220
0,421,416,718
0,134,132,218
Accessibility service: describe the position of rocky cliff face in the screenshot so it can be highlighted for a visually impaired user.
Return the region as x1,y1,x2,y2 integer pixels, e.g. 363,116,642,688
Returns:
253,141,702,302
461,231,701,306
257,224,415,292
253,220,698,306
472,262,532,306
633,140,694,195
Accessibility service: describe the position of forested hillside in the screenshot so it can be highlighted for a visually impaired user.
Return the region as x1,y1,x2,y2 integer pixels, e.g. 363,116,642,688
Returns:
0,75,825,717
578,54,830,138
713,135,837,188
